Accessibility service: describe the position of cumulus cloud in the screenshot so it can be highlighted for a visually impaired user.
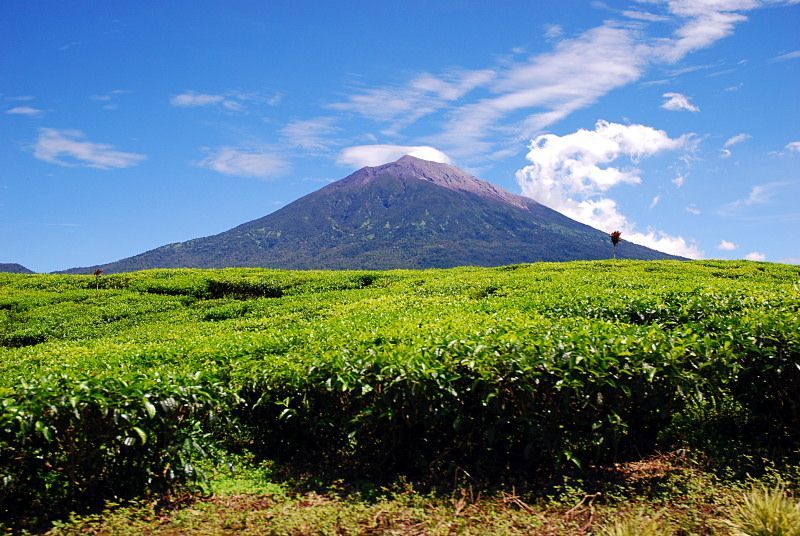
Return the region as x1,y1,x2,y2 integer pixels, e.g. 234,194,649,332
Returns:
745,251,766,261
337,145,452,168
34,128,145,169
786,141,800,153
196,147,289,178
281,117,339,151
661,92,700,112
515,120,701,258
718,240,738,250
5,106,44,116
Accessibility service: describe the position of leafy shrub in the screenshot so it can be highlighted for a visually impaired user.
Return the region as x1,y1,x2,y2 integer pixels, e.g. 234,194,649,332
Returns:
0,373,235,521
243,320,695,479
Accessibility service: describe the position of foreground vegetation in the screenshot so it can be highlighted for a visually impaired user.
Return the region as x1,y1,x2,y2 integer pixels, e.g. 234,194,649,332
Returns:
1,260,798,533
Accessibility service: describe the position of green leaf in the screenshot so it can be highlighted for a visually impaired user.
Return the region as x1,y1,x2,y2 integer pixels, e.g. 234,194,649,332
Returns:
143,398,157,419
132,426,147,444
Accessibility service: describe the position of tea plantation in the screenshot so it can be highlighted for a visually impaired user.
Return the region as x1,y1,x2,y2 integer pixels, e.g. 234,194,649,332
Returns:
1,260,799,531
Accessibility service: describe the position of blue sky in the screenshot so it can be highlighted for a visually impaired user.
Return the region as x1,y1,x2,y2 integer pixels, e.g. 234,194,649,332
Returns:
1,0,798,272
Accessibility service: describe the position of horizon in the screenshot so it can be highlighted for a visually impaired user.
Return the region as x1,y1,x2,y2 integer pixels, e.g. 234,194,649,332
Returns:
2,1,799,272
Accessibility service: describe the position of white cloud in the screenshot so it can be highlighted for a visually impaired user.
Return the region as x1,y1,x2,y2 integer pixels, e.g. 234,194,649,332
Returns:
543,23,564,40
672,174,686,188
661,92,700,112
438,24,649,157
515,120,701,258
649,194,661,209
328,0,761,161
770,50,800,62
786,141,800,153
196,147,289,178
686,204,701,215
724,181,790,211
170,90,277,112
34,128,145,169
745,251,766,261
171,92,225,107
281,117,339,151
724,133,751,147
337,145,452,168
720,132,751,157
655,0,759,63
330,69,494,130
5,106,44,116
718,240,738,250
623,9,670,22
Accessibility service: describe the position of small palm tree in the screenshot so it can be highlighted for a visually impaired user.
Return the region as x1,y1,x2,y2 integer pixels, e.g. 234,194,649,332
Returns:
610,231,622,259
93,268,103,295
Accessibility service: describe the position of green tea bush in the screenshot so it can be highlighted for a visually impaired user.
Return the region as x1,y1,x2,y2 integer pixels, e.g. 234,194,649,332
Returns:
242,319,696,479
0,373,235,521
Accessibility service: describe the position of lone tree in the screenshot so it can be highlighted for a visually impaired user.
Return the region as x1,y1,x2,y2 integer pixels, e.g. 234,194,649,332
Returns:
93,268,103,294
610,230,622,259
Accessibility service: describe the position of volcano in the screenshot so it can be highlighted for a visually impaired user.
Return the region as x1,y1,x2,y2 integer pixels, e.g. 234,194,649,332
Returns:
62,155,679,273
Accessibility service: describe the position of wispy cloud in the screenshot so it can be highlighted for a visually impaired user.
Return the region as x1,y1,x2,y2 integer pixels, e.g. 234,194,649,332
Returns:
330,69,494,134
515,120,701,258
661,92,700,112
171,92,228,107
34,128,145,169
5,106,44,116
724,133,751,147
649,195,661,209
686,204,701,215
623,9,669,22
281,117,340,151
171,91,280,112
543,23,564,40
720,132,751,157
718,240,738,250
196,147,289,178
769,49,800,62
723,181,792,211
91,89,130,110
330,0,761,162
338,145,451,168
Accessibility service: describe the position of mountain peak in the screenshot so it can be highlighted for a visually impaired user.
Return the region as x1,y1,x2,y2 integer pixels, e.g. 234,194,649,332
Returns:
334,155,533,210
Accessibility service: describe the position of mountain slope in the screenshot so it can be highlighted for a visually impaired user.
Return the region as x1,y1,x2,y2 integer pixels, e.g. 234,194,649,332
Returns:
0,263,34,274
62,156,680,273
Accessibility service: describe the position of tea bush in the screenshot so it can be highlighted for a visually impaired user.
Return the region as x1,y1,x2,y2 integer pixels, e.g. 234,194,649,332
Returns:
0,260,798,520
0,372,235,520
